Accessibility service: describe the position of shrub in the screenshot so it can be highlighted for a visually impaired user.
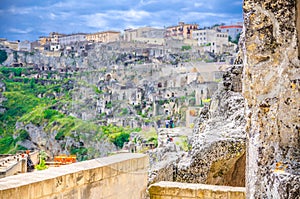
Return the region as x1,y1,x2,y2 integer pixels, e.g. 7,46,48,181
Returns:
18,129,30,141
43,109,59,120
0,136,14,154
0,50,8,64
110,132,130,148
181,45,192,51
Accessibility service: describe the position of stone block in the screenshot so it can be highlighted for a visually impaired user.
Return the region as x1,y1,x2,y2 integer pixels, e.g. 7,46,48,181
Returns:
75,171,85,186
16,185,31,199
29,182,43,198
211,190,227,199
62,189,79,199
84,169,94,184
137,157,145,170
118,159,131,173
151,195,171,199
1,188,16,199
148,185,166,195
87,181,102,199
41,179,54,196
110,163,119,177
176,187,196,197
53,175,66,194
65,173,76,189
228,190,245,199
102,166,111,179
93,167,103,181
196,189,212,198
130,158,138,171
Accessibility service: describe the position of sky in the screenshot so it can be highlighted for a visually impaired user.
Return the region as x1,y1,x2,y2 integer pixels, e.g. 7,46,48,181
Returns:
0,0,243,41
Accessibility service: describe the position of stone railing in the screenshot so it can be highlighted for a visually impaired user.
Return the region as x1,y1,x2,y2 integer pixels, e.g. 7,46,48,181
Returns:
0,153,148,199
148,181,245,199
0,151,40,178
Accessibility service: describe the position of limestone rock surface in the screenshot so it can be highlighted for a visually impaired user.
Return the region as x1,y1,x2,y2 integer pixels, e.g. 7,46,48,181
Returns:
175,65,246,187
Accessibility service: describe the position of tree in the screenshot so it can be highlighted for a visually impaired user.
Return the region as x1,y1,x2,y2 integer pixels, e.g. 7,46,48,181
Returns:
233,33,241,44
0,50,7,64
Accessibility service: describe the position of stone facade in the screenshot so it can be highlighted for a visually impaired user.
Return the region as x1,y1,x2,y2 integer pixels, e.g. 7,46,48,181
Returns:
243,0,300,198
86,31,120,43
192,29,228,54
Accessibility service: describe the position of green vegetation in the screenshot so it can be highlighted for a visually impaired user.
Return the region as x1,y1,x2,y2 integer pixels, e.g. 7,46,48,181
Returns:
0,50,7,64
101,124,140,148
229,33,241,45
35,150,48,170
181,45,192,51
120,108,128,115
105,101,112,109
175,136,191,152
0,67,73,153
202,98,211,103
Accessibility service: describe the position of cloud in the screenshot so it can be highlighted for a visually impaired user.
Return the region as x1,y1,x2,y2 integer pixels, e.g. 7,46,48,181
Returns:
194,3,204,8
82,13,109,29
0,0,243,41
8,28,33,34
82,9,151,30
232,1,243,6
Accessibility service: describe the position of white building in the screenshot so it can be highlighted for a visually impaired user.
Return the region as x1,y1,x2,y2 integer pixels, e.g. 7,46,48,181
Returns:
219,24,243,41
123,27,165,43
18,40,31,51
59,33,87,46
192,29,228,54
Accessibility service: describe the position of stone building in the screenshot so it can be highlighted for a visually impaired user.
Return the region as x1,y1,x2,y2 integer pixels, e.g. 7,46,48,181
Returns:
243,0,300,198
49,32,65,44
18,40,31,51
123,27,166,45
0,39,18,51
38,36,51,46
86,31,120,43
219,23,242,41
192,29,228,54
59,33,87,46
165,22,199,39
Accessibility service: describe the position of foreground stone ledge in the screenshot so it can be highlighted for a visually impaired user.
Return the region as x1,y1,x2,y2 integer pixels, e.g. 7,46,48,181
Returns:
0,153,149,199
148,181,246,199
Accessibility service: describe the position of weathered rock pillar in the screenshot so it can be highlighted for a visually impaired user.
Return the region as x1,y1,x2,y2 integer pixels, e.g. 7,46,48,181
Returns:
243,0,300,198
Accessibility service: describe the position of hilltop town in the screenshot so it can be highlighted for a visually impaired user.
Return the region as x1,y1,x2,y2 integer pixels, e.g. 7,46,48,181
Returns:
0,22,243,160
0,0,299,198
0,22,243,178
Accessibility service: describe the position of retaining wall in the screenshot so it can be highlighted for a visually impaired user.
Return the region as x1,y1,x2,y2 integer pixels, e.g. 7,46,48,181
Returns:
0,153,149,199
149,181,245,199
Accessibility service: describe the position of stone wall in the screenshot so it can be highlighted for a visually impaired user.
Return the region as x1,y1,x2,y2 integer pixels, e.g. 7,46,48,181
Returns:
0,153,148,199
148,181,246,199
243,0,300,198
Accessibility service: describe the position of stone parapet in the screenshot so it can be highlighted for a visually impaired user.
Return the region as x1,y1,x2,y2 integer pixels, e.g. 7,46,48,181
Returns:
148,181,245,199
0,153,149,199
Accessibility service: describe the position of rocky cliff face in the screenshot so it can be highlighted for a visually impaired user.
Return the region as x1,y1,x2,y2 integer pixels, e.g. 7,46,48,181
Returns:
175,65,246,187
243,0,300,198
15,122,116,160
